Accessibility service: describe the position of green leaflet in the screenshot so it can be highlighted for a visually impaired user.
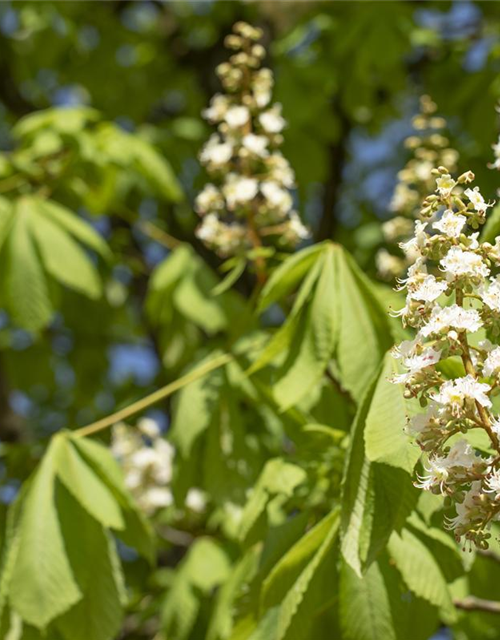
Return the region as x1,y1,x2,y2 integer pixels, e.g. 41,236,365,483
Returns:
261,509,339,610
170,353,226,458
55,485,126,640
7,439,82,629
387,527,457,623
258,242,327,312
363,352,420,473
273,249,338,410
95,122,183,202
147,244,246,336
71,435,155,563
30,212,102,299
55,437,125,531
339,555,439,640
334,248,393,402
238,458,307,544
162,538,231,640
2,200,52,332
250,509,340,640
341,367,418,576
340,559,397,640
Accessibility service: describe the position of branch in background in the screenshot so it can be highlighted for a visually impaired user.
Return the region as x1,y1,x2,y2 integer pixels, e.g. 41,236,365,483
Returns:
315,108,351,242
0,42,35,117
454,596,500,614
0,354,25,443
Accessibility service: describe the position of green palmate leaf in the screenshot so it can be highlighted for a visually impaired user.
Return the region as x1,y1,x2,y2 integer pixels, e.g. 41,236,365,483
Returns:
2,200,52,332
387,527,457,623
341,369,418,576
55,485,126,640
55,435,125,530
364,352,420,473
250,242,392,409
71,436,155,562
239,458,307,544
0,195,109,331
7,439,81,629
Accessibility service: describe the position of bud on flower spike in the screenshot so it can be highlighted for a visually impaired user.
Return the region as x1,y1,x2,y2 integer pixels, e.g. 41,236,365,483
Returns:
195,22,308,267
392,166,500,549
377,96,459,281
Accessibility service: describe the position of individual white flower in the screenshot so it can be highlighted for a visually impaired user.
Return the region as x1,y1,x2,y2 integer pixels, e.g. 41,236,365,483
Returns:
242,133,268,157
281,212,309,244
203,94,229,123
376,249,406,280
393,347,442,383
259,105,286,133
200,134,233,166
138,417,161,438
445,481,482,530
223,174,259,208
406,402,442,437
195,184,223,214
480,277,500,312
431,374,492,411
408,274,447,303
440,246,490,281
196,213,220,243
433,209,466,238
267,154,295,187
140,486,173,513
392,337,421,359
416,455,451,492
483,347,500,377
224,105,250,128
185,488,206,512
419,304,482,337
436,174,456,197
484,468,500,494
382,216,414,242
465,186,492,213
399,220,428,255
260,180,293,215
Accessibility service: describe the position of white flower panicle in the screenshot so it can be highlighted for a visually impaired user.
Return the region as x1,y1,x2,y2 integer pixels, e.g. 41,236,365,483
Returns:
195,22,308,258
392,166,500,549
377,95,459,280
111,418,206,516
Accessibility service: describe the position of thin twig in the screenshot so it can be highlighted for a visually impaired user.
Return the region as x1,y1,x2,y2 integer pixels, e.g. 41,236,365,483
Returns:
74,352,232,438
454,596,500,614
